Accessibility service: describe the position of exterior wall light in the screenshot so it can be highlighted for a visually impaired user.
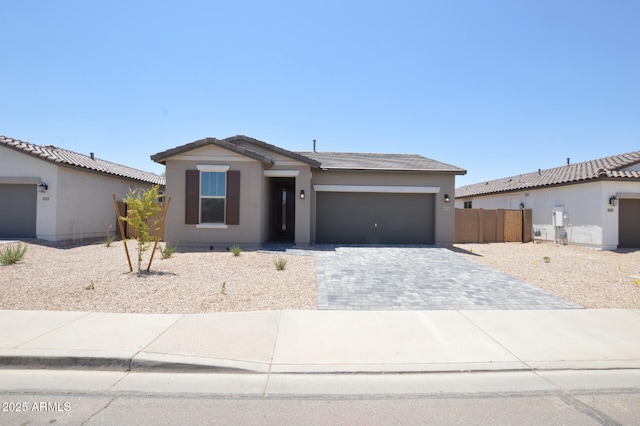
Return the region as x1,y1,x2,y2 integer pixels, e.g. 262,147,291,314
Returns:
444,194,450,203
519,202,525,209
300,189,305,199
38,182,48,193
609,195,617,206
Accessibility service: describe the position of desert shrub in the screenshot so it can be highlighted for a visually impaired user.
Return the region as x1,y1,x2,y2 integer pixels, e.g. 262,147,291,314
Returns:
161,242,178,259
230,244,242,256
0,242,27,266
104,223,117,247
274,257,287,271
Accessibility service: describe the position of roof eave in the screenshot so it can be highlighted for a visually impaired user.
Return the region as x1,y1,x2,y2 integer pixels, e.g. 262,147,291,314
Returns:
230,136,322,167
318,167,466,173
455,175,640,198
151,135,323,168
151,137,275,167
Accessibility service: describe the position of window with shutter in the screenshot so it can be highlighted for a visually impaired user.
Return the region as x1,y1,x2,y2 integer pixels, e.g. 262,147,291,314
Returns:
185,169,240,225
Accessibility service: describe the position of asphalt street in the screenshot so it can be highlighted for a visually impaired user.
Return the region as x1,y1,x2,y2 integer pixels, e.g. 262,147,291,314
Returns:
1,369,639,425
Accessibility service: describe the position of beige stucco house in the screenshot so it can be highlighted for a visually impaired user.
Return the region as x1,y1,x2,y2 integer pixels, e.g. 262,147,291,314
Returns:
455,150,640,249
151,135,465,247
0,135,165,241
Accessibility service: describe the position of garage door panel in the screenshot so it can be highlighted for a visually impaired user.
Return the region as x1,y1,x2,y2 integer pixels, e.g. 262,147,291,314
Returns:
619,199,640,248
316,192,434,244
0,184,37,238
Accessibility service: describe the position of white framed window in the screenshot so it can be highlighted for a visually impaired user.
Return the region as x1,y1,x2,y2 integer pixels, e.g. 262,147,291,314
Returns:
185,166,240,227
200,171,226,223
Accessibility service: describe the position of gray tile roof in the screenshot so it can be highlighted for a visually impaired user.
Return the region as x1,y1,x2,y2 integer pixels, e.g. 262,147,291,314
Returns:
152,135,464,173
456,150,640,198
298,151,466,173
151,135,322,168
0,135,165,186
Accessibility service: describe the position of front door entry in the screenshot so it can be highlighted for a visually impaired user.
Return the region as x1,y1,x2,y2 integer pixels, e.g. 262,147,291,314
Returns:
275,184,295,240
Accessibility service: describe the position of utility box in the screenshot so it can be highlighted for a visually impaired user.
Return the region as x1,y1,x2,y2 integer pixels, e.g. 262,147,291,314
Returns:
553,209,564,227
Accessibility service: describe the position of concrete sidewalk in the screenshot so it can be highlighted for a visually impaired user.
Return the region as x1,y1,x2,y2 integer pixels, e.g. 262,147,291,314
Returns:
1,309,639,374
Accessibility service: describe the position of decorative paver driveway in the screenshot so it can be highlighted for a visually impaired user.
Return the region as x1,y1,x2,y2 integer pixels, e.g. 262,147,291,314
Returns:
283,245,581,310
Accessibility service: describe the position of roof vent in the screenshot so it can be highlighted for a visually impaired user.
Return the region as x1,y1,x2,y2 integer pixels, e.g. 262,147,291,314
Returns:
567,157,570,165
313,139,317,153
90,152,95,160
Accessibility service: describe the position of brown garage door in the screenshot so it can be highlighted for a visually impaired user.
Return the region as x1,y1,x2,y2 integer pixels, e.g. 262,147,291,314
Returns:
619,198,640,248
316,192,435,244
0,184,37,238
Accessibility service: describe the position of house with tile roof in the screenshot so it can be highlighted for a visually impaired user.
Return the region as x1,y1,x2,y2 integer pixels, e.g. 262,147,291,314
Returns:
455,150,640,249
151,135,465,246
0,135,165,241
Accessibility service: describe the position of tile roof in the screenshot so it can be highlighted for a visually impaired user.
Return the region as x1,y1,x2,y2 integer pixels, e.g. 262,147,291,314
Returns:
151,135,322,168
298,151,466,173
456,150,640,198
151,135,464,173
0,135,165,186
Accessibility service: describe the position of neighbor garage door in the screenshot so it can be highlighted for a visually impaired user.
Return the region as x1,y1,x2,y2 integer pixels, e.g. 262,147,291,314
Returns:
619,198,640,248
316,192,434,244
0,184,37,238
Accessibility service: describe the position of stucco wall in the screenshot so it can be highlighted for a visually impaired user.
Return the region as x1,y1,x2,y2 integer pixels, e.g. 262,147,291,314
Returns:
163,157,265,245
309,170,457,245
0,146,156,241
54,166,154,241
162,143,313,246
456,180,640,249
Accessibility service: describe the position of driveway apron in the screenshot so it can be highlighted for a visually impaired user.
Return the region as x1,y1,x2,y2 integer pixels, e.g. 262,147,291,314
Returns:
302,246,580,310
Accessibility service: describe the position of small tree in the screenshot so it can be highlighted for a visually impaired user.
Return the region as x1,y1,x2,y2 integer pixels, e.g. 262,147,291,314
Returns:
121,186,162,272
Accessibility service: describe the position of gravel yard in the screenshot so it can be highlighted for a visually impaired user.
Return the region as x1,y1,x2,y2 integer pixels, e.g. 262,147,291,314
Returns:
0,239,316,314
1,239,639,313
455,242,640,309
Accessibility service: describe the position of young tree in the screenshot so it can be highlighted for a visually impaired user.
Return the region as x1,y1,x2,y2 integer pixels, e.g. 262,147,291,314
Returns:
121,185,162,272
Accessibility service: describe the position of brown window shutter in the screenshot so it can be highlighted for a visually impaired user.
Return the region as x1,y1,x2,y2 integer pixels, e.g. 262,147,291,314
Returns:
185,170,200,224
226,170,240,225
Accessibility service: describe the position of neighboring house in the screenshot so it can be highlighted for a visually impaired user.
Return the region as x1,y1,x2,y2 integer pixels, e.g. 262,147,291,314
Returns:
455,151,640,249
151,135,465,246
0,135,165,241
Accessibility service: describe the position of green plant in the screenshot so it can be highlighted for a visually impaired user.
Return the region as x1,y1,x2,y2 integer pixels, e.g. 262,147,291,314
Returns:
104,224,117,247
274,257,287,271
121,185,162,272
160,242,178,259
543,256,551,263
230,244,242,256
0,242,27,266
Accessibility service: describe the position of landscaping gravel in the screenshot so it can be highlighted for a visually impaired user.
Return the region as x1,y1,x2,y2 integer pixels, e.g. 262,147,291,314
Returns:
0,239,316,314
454,242,640,309
1,239,638,313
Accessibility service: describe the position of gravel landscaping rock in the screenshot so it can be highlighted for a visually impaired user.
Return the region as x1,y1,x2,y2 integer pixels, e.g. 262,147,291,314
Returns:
454,241,640,309
0,239,316,314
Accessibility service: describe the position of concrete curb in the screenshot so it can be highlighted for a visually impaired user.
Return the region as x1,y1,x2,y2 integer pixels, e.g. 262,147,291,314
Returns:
3,353,640,375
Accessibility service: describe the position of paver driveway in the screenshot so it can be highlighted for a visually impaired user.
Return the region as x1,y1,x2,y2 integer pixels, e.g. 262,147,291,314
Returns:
285,245,581,310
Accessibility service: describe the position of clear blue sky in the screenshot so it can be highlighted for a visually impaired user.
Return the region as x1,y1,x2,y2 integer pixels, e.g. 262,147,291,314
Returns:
2,1,639,187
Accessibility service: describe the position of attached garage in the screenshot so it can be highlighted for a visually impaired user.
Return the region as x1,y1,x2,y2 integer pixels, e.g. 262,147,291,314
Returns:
0,184,37,238
618,198,640,248
315,188,435,244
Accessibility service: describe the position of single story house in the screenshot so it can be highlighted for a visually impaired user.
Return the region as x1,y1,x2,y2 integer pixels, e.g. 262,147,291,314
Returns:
455,150,640,249
151,135,465,246
0,135,165,241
